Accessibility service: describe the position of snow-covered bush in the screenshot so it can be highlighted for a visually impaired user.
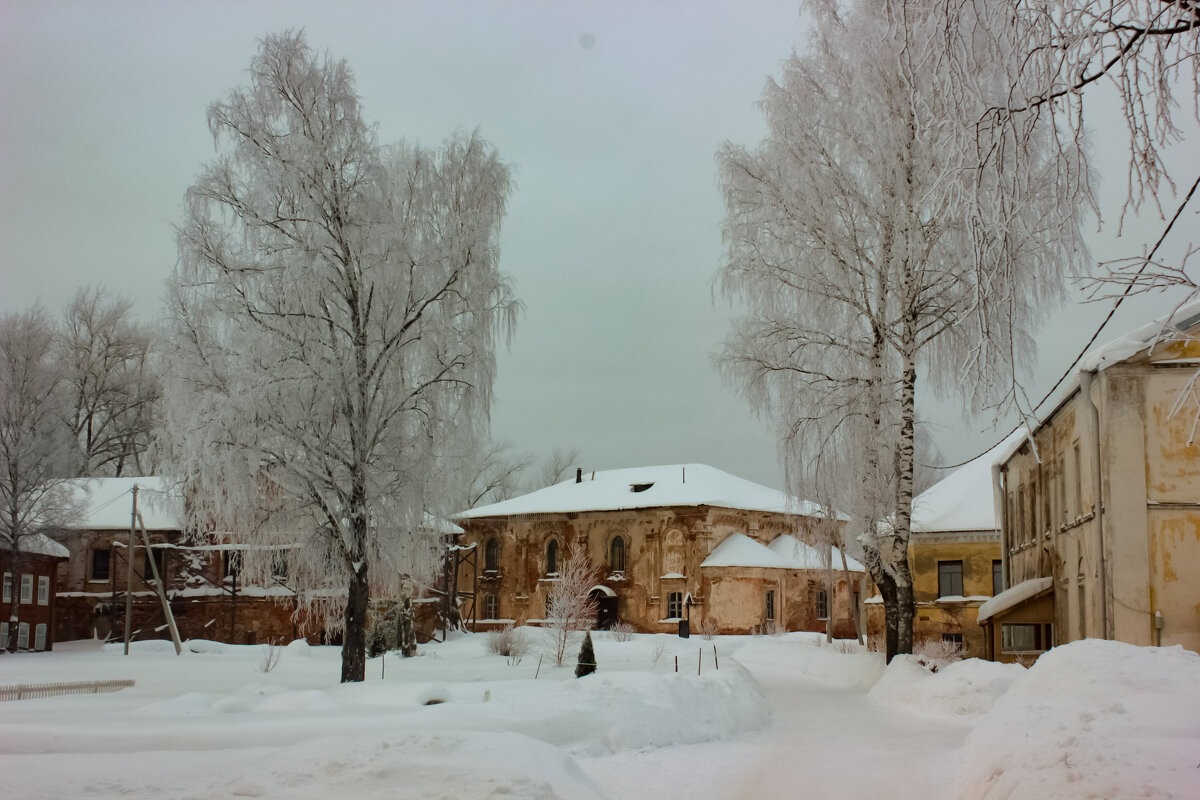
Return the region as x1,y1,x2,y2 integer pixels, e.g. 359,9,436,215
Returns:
486,623,528,664
610,622,634,642
697,618,720,640
913,637,964,664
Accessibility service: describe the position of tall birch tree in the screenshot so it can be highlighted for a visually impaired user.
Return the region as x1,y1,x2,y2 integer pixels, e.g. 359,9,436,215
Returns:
164,31,517,682
717,1,1083,659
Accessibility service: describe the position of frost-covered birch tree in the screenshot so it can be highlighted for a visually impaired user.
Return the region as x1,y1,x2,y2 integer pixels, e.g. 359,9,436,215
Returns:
164,31,516,682
59,288,160,477
717,1,1084,659
0,309,81,651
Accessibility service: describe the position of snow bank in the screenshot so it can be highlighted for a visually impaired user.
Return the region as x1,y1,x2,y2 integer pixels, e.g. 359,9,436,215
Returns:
868,656,1023,719
733,636,884,690
956,640,1200,799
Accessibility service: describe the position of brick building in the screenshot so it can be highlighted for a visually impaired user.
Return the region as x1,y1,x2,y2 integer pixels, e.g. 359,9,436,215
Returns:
454,464,865,636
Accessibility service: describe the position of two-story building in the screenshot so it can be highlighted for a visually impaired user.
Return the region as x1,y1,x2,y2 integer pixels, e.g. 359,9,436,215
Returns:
2,532,69,652
982,304,1200,662
454,463,865,636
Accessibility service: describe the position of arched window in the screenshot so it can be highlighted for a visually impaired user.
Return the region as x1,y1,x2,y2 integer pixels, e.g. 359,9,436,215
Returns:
546,539,559,575
609,536,626,573
485,538,499,572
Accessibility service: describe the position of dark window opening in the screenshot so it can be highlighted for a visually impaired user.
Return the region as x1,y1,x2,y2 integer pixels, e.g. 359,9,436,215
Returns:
992,560,1003,597
91,548,111,581
545,539,558,575
816,589,828,620
942,632,964,646
630,482,654,493
143,550,166,583
1002,622,1053,653
938,560,964,598
484,594,499,620
485,538,499,572
223,551,241,579
609,537,625,572
765,589,776,621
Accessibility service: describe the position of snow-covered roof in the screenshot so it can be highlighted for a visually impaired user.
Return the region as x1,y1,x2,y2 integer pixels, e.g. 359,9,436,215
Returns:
912,432,1023,534
766,534,866,572
2,532,69,559
701,533,790,569
456,464,824,519
994,300,1200,466
60,477,185,531
976,577,1054,623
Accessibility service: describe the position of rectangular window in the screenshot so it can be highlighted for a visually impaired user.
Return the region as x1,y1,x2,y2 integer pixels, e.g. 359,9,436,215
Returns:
17,622,29,650
942,633,963,646
0,622,7,647
90,548,111,582
37,576,49,606
1001,622,1052,653
816,589,829,620
484,594,499,620
992,561,1003,597
223,551,240,579
667,592,683,619
143,550,166,583
34,623,46,651
937,561,964,598
2,573,10,603
20,574,33,604
765,590,775,621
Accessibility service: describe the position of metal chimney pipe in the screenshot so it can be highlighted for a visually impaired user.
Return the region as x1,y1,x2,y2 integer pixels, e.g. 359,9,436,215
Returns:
576,467,582,484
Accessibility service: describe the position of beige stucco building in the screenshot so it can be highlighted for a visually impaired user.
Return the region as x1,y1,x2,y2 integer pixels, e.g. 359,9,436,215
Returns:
454,464,866,637
865,449,1005,656
982,305,1200,661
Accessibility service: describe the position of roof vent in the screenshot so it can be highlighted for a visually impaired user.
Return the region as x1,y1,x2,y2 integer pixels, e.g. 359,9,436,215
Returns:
630,482,654,493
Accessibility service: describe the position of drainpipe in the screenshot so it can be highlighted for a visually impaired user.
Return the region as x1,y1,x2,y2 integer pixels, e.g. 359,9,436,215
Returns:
991,463,1007,591
1079,370,1108,640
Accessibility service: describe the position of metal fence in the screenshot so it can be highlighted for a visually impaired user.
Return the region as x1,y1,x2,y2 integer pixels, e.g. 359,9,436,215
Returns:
0,679,134,702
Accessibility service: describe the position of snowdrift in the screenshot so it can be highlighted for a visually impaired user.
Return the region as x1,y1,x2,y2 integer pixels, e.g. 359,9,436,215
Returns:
955,640,1200,799
867,655,1023,719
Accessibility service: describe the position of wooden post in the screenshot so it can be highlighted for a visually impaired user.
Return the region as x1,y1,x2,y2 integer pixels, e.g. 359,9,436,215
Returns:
674,655,678,673
136,511,181,655
123,485,138,655
697,648,701,676
713,644,719,670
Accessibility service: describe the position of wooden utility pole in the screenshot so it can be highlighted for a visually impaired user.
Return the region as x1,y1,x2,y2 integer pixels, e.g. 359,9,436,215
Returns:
123,484,138,655
136,511,182,655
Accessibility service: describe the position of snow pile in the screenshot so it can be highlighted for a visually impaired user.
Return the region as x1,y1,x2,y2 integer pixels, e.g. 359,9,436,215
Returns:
868,656,1023,719
734,636,884,690
956,640,1200,799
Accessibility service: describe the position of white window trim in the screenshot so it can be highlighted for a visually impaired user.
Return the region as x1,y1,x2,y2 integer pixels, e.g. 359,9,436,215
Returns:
0,621,7,646
34,623,47,651
37,575,49,606
2,573,10,603
20,574,33,604
17,622,29,650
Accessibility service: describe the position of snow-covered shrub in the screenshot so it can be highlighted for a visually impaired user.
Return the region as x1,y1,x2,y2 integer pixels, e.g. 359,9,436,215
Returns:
610,622,634,642
575,631,596,678
486,623,528,664
651,640,667,667
697,618,720,640
913,637,964,664
257,641,282,673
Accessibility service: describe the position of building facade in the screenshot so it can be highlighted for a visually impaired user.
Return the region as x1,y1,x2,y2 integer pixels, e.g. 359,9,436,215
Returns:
455,464,865,637
984,306,1200,661
2,533,69,652
51,478,321,645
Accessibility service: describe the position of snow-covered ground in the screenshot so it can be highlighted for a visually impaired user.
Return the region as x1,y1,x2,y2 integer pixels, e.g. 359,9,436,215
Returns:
1,632,1197,799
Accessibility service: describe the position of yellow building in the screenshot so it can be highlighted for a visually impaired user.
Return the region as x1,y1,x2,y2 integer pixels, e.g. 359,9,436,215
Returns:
983,304,1200,662
866,451,1003,656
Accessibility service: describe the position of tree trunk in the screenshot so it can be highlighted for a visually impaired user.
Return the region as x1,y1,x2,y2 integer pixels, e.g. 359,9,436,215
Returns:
341,564,369,682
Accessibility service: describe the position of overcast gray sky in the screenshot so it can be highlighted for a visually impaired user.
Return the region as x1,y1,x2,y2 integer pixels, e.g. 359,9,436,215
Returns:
1,1,1193,493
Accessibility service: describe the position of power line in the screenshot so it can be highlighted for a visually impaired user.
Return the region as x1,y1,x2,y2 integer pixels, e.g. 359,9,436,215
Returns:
928,172,1200,472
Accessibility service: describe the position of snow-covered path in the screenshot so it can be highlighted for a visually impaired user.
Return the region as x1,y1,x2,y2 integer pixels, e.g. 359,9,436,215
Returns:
580,644,967,800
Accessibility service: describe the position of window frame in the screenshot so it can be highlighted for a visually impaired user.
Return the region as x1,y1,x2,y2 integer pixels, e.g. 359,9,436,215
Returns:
20,574,33,604
666,591,683,620
90,548,111,582
34,623,47,651
1001,622,1053,653
816,588,829,620
609,536,626,573
937,560,964,598
2,572,10,603
37,575,49,606
545,539,559,576
484,538,499,572
484,593,499,620
765,589,776,622
17,622,29,650
992,560,1003,597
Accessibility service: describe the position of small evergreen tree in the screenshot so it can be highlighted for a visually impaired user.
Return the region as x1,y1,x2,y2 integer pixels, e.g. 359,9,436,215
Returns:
575,630,596,678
